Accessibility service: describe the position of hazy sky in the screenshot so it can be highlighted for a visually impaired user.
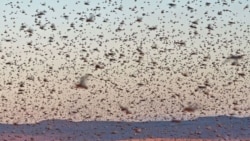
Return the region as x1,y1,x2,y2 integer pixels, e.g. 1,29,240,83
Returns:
0,0,249,124
1,0,249,44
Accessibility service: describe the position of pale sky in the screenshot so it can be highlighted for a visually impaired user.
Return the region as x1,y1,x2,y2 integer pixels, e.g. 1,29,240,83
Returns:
0,0,249,124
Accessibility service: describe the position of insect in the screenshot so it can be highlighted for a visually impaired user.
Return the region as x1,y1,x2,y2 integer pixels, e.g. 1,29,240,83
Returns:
75,74,92,89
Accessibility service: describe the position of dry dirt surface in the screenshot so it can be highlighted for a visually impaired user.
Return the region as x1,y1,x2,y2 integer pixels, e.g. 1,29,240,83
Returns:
0,116,249,141
118,138,250,141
